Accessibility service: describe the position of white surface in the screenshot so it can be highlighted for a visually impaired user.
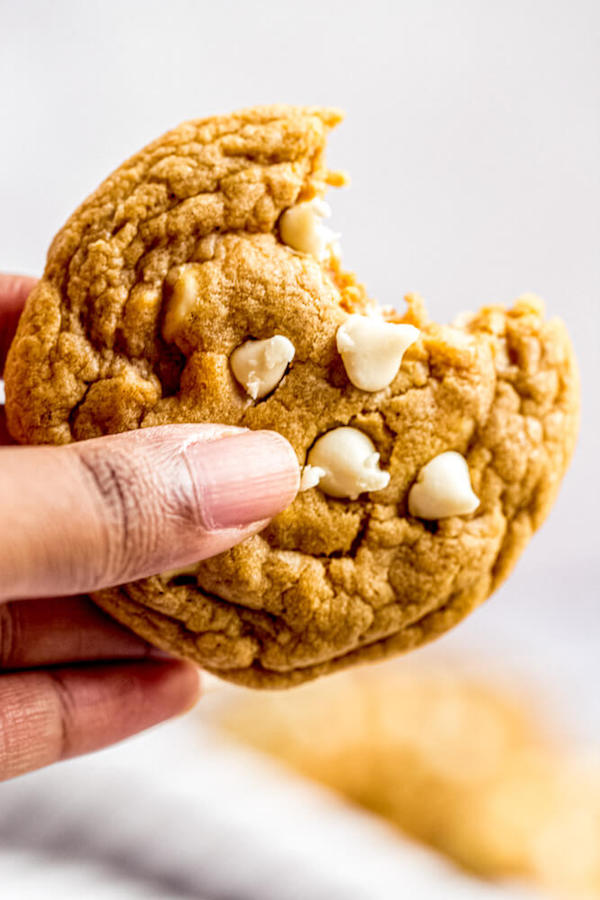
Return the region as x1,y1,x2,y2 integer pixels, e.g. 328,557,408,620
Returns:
0,712,543,900
0,1,598,897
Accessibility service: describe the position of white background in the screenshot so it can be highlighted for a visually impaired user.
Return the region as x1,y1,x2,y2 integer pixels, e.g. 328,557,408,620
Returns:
0,1,598,897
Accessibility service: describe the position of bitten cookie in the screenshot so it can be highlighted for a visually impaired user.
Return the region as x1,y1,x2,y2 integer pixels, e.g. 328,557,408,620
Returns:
5,105,580,687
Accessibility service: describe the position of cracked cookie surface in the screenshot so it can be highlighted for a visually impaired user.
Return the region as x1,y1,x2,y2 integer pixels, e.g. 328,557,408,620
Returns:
5,105,580,687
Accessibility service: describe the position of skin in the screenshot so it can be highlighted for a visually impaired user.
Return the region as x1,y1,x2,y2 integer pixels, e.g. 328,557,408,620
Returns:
0,274,299,781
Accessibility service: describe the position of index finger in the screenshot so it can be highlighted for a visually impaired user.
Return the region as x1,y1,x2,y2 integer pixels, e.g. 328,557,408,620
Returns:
0,274,38,375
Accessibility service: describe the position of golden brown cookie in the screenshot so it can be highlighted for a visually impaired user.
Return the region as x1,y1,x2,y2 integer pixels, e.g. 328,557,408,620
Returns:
218,667,600,897
4,105,580,687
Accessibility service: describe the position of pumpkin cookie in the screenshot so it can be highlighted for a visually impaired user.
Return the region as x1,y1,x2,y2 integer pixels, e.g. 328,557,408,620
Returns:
4,105,580,687
218,667,600,897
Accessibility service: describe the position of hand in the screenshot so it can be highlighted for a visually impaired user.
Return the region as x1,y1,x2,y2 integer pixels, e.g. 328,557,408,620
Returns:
0,274,299,781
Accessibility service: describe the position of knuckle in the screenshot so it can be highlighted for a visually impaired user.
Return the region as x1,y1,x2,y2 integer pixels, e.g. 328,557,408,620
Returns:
75,444,152,584
45,670,74,761
73,431,206,586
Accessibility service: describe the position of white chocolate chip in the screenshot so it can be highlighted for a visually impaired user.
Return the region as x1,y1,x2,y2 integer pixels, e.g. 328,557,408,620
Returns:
408,451,480,520
307,426,390,500
279,199,339,261
162,267,198,342
336,315,420,391
230,335,295,400
299,464,326,491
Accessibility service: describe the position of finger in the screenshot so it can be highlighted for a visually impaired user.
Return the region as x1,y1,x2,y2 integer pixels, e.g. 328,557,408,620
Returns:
0,596,167,670
0,659,200,781
0,424,299,601
0,274,37,375
0,408,15,446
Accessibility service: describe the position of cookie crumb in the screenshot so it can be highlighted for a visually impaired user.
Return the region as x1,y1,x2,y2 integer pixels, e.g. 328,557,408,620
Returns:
299,464,326,491
325,169,349,187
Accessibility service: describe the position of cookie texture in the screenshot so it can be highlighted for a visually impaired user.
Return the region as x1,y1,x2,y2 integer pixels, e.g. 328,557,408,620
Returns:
5,105,580,687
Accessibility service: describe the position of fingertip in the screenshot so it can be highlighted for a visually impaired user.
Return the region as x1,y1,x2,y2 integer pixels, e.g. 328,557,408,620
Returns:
262,429,302,500
147,659,203,715
188,429,300,530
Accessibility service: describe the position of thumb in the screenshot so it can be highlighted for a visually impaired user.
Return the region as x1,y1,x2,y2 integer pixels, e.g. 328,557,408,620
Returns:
0,425,299,601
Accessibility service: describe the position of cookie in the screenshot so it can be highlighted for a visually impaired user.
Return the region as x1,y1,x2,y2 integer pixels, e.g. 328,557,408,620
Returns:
5,105,580,687
218,667,600,896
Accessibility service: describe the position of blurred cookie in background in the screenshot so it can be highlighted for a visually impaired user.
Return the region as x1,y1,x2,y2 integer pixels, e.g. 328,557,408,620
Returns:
215,663,600,899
